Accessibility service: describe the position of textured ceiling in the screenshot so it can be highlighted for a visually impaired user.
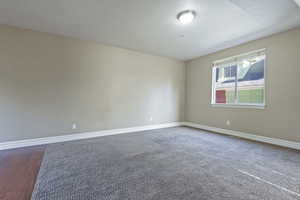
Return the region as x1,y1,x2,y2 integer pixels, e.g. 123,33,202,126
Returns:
0,0,300,60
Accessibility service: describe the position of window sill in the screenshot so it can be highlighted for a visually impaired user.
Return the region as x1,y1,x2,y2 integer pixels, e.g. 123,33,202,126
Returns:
211,104,266,109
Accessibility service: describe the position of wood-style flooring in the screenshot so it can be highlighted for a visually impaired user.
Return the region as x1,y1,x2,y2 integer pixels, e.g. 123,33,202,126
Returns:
0,146,46,200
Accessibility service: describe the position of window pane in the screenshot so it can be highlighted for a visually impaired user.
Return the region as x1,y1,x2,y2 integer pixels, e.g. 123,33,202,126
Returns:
214,65,237,104
237,56,265,104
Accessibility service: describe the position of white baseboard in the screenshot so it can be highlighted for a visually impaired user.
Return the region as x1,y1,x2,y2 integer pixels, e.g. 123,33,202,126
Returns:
182,122,300,151
0,122,184,151
2,121,299,151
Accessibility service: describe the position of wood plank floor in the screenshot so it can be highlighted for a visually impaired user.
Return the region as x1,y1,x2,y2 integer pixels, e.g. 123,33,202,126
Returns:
0,146,46,200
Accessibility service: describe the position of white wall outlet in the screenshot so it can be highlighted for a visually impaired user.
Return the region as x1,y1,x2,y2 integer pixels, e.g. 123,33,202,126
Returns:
72,123,77,130
149,116,153,122
226,120,231,126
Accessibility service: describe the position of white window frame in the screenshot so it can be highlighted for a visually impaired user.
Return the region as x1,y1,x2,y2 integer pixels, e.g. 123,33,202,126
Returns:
211,49,266,109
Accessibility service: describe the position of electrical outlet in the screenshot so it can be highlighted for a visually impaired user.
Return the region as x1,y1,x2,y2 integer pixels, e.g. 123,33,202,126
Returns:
72,123,77,130
149,116,153,122
226,120,231,126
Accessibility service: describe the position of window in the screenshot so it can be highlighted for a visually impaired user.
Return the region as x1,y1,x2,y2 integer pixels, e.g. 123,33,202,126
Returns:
211,49,266,108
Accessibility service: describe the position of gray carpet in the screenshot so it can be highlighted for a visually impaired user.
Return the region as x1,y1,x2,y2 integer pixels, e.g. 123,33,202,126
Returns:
31,127,300,200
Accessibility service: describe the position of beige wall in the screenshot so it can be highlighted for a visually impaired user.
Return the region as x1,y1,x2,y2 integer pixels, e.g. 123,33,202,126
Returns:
186,27,300,142
1,24,299,144
0,25,185,142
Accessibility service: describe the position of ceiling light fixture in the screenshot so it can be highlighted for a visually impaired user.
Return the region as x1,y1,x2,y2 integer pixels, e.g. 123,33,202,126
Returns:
177,10,196,25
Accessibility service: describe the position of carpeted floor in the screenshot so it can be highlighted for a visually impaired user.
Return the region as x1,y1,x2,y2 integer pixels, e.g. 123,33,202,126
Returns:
31,127,300,200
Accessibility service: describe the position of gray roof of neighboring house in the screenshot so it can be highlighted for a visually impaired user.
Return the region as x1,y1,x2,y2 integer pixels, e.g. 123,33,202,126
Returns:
222,60,264,84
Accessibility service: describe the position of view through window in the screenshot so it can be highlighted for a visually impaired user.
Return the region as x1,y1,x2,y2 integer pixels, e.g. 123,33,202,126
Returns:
212,49,265,107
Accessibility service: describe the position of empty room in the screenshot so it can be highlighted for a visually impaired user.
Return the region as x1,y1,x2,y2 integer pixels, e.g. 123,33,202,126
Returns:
1,0,300,199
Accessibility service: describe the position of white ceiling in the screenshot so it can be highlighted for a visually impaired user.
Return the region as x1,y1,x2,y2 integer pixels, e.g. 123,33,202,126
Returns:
0,0,300,60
